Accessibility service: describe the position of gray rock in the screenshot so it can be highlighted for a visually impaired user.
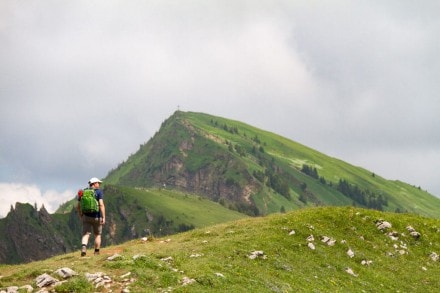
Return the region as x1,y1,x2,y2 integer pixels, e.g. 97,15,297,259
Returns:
35,273,59,288
430,252,439,261
376,220,392,231
249,250,266,259
55,267,77,279
6,287,18,293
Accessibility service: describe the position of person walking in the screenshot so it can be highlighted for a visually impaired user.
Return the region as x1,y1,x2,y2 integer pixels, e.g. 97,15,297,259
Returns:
77,177,106,256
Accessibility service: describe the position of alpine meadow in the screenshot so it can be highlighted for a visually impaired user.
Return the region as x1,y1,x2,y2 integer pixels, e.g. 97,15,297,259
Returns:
1,111,440,292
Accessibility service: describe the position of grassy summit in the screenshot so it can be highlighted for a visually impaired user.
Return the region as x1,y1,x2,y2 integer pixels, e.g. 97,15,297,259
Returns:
105,111,440,218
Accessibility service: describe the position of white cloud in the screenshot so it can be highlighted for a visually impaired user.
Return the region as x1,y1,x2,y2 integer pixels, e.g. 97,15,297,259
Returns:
346,148,440,197
0,183,74,218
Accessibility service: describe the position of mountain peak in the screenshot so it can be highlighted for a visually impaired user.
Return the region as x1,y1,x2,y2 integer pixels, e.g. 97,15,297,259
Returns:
105,111,440,218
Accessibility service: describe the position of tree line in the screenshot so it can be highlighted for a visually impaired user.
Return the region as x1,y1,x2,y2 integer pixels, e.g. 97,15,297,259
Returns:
301,164,388,211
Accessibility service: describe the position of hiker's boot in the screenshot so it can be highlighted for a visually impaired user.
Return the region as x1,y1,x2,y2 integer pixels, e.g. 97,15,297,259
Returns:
81,245,87,257
94,249,100,255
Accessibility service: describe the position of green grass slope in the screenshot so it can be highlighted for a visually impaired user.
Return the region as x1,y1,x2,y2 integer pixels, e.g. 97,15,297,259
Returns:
104,185,248,233
2,207,440,292
182,111,440,217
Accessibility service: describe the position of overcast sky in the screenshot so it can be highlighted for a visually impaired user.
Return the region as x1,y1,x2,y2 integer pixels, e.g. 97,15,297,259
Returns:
1,0,439,218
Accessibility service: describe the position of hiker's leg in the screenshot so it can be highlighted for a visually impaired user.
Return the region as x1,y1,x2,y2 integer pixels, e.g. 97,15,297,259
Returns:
80,232,90,256
81,217,92,245
93,220,103,254
81,216,94,256
82,232,91,245
94,233,101,249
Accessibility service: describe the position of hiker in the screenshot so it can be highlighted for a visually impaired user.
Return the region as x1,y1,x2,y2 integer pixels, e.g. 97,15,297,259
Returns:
77,177,106,256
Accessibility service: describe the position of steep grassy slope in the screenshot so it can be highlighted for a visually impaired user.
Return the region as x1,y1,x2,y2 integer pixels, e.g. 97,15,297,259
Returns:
105,111,440,218
102,185,248,239
1,207,440,292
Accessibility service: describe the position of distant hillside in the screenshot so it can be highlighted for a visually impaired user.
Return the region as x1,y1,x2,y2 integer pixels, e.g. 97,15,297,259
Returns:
0,186,247,264
1,207,440,292
106,111,440,218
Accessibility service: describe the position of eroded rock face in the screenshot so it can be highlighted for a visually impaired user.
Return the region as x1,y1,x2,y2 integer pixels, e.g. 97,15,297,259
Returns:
160,153,257,204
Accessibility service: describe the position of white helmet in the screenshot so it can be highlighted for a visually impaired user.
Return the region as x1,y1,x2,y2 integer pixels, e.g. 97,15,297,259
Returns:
88,177,103,184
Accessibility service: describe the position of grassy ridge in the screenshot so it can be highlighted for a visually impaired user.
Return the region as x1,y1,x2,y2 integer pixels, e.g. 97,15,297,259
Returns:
2,207,440,292
183,111,440,217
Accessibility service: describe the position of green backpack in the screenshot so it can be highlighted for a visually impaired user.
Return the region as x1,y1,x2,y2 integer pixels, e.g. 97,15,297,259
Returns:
80,188,99,213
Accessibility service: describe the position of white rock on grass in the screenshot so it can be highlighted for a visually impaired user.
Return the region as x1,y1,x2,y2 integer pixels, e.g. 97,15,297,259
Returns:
94,275,112,289
321,236,336,246
308,242,316,250
345,267,358,277
85,272,104,282
132,254,147,260
406,225,416,232
321,236,330,243
85,272,112,289
347,248,355,258
107,253,123,261
161,256,174,262
361,260,373,266
327,239,336,246
375,220,392,231
388,231,399,241
249,250,266,259
215,272,225,278
181,276,196,286
430,252,439,262
35,273,59,288
55,267,77,279
120,272,131,279
5,286,18,293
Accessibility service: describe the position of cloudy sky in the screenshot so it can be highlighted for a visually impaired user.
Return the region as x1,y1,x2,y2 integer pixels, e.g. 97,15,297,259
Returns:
1,0,439,218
